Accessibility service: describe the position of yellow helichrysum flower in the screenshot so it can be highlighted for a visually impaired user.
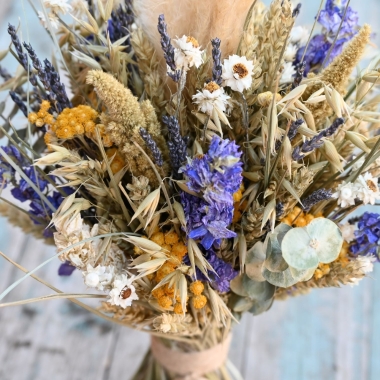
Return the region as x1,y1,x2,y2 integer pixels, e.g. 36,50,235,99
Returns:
189,281,204,296
192,294,207,309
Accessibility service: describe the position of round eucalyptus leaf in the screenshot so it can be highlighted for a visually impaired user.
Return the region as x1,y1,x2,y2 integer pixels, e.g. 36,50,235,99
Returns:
306,218,343,264
245,261,265,282
281,227,319,270
264,234,289,273
242,276,275,302
229,294,255,313
246,241,266,263
230,274,249,297
248,297,274,316
262,267,305,288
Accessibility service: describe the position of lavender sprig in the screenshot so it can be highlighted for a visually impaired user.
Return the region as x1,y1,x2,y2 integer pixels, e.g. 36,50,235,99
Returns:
7,24,37,86
157,14,180,82
162,115,188,178
0,66,11,81
301,188,332,212
275,119,303,151
139,128,164,167
292,61,306,89
9,91,28,117
292,3,302,18
275,202,284,218
211,38,222,86
292,118,344,160
108,0,134,47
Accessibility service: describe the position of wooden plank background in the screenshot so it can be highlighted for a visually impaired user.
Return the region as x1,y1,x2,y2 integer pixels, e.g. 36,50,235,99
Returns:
1,1,380,379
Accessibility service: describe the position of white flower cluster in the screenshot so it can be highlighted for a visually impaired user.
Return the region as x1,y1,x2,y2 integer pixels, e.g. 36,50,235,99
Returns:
333,172,380,207
172,35,204,71
280,26,309,84
340,222,356,243
54,213,138,309
349,255,376,287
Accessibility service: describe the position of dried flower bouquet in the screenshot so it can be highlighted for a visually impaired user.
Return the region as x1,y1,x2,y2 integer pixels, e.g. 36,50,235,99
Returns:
0,0,380,378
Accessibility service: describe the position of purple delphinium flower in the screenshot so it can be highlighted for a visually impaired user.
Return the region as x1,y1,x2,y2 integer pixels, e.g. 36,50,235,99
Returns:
350,212,380,260
295,0,359,74
181,192,236,250
192,248,238,293
180,136,243,206
58,261,76,276
180,136,242,250
0,145,28,186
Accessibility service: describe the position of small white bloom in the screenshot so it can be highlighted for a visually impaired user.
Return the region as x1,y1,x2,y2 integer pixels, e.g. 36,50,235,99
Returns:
38,11,60,30
43,0,72,14
340,222,356,243
290,26,309,46
349,255,376,286
192,82,231,116
355,172,380,205
108,274,139,308
280,62,296,84
332,181,358,207
284,43,298,62
172,35,204,71
83,264,114,291
222,55,254,92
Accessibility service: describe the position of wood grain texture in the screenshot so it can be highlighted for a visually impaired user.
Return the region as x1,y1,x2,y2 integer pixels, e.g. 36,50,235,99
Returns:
1,1,380,379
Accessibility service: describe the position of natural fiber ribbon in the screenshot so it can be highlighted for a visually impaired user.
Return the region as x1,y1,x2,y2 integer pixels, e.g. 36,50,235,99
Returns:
151,334,232,380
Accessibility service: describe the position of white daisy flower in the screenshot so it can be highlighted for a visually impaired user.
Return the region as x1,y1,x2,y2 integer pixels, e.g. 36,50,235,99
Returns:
108,274,139,309
38,11,60,30
290,26,309,46
83,264,114,291
172,35,204,71
221,55,254,92
192,82,231,116
280,62,296,84
332,181,358,207
42,0,72,14
355,172,380,205
284,43,298,62
340,222,356,243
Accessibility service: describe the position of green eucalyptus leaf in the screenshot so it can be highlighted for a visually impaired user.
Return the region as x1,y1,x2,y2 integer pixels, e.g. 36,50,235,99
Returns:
242,276,275,302
264,234,289,273
281,227,319,270
245,241,266,281
262,265,309,288
230,274,249,297
248,296,274,316
306,218,343,264
229,293,255,313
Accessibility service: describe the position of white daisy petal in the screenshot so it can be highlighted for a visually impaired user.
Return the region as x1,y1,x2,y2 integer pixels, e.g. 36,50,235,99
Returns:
221,55,254,93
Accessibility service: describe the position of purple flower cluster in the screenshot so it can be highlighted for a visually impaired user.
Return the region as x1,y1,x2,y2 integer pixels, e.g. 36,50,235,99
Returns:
295,0,359,74
350,212,380,259
180,137,243,250
107,0,134,46
0,145,66,236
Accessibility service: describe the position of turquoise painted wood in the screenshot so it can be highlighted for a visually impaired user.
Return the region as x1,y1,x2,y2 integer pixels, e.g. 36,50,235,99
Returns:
1,1,380,379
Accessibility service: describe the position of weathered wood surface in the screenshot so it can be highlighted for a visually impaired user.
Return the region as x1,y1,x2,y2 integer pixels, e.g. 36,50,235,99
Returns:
1,1,380,379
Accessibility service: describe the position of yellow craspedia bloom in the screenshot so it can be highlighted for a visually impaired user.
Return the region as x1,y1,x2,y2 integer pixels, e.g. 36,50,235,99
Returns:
164,231,179,246
189,281,204,296
192,294,207,309
151,232,165,246
55,125,75,139
173,303,185,314
152,287,165,300
281,207,323,228
28,113,38,123
171,241,188,259
158,295,172,309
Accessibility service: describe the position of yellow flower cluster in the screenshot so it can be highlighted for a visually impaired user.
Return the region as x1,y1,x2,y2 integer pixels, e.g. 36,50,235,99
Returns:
147,230,188,312
313,241,350,280
232,184,247,223
281,206,323,228
28,101,54,127
28,103,113,147
190,280,207,310
54,105,98,139
106,148,126,174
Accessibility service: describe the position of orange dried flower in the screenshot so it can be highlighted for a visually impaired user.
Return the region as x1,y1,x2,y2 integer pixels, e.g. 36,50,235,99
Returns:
190,281,204,296
192,295,207,309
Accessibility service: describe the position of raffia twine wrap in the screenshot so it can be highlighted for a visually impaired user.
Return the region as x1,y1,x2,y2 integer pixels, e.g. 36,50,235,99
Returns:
151,334,232,380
